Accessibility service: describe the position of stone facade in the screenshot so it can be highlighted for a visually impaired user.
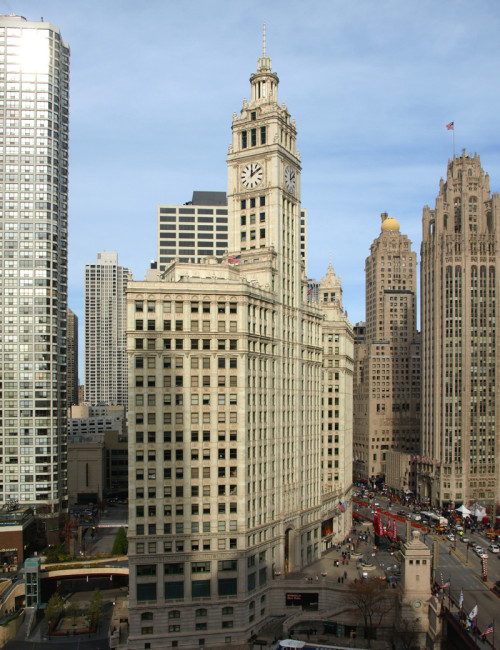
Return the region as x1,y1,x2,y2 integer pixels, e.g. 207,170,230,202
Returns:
353,214,420,489
126,40,353,649
420,152,500,507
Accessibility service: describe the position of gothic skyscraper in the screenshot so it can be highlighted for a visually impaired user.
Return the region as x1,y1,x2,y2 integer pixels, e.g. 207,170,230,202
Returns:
420,152,500,507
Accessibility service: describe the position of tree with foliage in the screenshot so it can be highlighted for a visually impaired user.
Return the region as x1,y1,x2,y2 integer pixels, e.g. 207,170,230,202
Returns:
44,592,63,624
87,588,104,625
45,542,67,563
111,526,128,555
346,578,396,647
65,600,80,624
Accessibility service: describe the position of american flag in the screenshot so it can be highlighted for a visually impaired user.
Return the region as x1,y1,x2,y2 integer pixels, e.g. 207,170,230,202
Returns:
446,121,454,130
481,622,494,638
228,254,241,264
440,573,451,589
338,502,346,513
307,287,314,295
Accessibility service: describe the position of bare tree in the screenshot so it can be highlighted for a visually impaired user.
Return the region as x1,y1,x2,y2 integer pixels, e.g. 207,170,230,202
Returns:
346,578,396,647
391,616,420,650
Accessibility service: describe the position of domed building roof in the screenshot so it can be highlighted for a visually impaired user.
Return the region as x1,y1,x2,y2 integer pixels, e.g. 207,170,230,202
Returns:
381,215,400,232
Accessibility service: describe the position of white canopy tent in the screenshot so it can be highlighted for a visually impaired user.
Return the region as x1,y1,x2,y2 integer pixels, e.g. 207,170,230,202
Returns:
455,504,471,517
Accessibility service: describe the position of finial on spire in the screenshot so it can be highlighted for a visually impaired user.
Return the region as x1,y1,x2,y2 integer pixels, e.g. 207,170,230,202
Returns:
329,250,332,265
263,22,266,57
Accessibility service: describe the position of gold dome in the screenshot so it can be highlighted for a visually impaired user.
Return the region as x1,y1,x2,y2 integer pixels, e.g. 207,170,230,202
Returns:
381,216,400,232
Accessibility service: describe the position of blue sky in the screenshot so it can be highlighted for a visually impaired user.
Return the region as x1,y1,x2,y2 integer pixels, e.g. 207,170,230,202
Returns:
10,0,500,369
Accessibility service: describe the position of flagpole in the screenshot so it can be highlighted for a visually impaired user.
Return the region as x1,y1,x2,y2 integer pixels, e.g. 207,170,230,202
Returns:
453,126,455,158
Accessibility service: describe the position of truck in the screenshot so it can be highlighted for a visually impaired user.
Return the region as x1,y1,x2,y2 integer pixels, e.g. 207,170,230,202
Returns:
421,511,448,526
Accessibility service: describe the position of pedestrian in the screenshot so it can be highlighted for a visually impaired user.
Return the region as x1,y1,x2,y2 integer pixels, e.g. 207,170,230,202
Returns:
344,570,348,579
315,575,318,582
341,576,344,583
338,576,341,583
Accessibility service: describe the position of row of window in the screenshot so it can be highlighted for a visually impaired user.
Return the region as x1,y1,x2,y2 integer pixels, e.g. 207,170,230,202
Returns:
135,538,238,554
135,372,238,389
135,300,238,314
241,126,266,148
135,410,238,426
136,393,238,406
137,573,264,601
136,430,237,444
141,606,234,620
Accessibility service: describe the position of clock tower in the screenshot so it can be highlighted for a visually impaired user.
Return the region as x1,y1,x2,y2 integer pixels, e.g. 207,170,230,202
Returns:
227,24,302,308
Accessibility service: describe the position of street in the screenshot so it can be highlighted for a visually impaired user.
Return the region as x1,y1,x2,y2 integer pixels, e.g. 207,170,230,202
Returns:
354,495,500,636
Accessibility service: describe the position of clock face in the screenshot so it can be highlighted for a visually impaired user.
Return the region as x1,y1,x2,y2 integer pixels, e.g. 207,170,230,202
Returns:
285,165,296,193
241,162,263,189
413,600,422,609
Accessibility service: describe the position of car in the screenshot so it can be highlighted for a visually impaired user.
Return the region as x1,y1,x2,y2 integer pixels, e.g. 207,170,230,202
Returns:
447,534,455,542
454,525,464,532
460,536,470,544
412,514,422,521
488,544,500,553
474,546,485,556
397,510,406,516
479,552,489,560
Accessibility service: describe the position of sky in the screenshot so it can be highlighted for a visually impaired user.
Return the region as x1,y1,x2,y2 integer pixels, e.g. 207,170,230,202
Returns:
6,0,500,371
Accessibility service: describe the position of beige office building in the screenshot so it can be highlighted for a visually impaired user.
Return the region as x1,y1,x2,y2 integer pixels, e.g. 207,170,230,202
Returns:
353,214,420,488
420,152,500,507
318,264,353,526
126,42,352,649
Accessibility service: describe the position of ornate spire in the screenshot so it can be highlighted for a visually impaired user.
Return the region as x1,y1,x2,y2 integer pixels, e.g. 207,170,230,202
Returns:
250,23,279,105
257,22,272,72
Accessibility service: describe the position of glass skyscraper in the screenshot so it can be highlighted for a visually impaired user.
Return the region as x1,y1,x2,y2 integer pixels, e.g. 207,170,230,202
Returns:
0,15,69,513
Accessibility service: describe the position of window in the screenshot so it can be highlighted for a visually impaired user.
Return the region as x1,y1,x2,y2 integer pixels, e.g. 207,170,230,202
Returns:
137,583,157,601
218,578,237,596
165,564,184,575
192,579,211,597
218,560,237,572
